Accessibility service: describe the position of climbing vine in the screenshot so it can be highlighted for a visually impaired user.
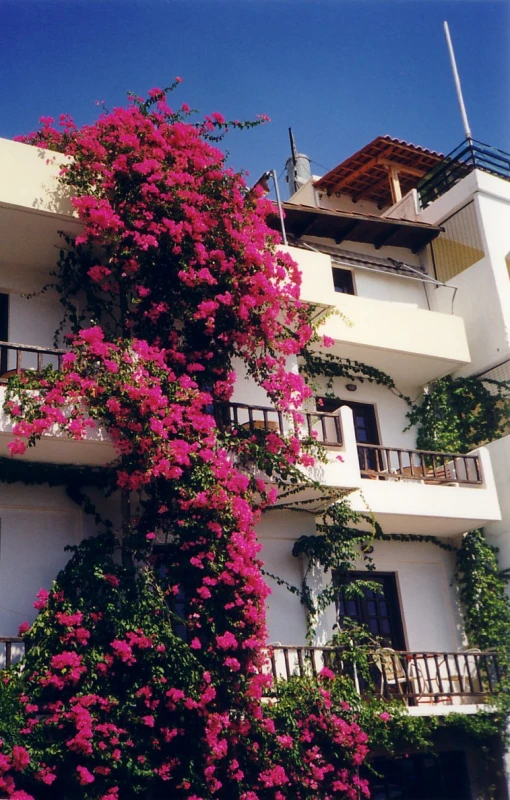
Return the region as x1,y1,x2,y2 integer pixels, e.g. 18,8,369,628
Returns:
407,375,510,453
300,349,411,405
455,529,510,654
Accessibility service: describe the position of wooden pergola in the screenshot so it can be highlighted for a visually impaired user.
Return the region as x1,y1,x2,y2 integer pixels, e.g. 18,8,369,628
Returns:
314,136,444,207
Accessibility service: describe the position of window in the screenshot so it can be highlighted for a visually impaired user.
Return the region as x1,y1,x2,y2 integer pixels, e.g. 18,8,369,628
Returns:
336,572,405,649
332,267,355,295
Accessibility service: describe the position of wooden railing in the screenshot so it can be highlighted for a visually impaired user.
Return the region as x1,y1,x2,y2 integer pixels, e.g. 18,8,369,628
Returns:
0,341,65,381
0,637,25,669
2,637,501,706
357,444,482,485
215,402,343,447
373,649,501,703
264,645,501,705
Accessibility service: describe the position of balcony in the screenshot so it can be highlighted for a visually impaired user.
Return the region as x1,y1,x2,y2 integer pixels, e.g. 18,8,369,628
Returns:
0,637,24,669
281,245,471,386
0,138,81,276
418,138,510,209
3,637,501,715
215,401,343,447
265,645,502,715
217,401,501,535
0,342,114,467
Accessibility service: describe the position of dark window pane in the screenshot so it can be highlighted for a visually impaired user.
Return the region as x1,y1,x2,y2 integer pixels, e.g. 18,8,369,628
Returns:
346,600,358,615
337,572,405,650
332,267,355,294
366,752,471,799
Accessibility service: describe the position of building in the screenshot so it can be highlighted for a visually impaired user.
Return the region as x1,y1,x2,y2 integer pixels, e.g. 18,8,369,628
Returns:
0,131,509,798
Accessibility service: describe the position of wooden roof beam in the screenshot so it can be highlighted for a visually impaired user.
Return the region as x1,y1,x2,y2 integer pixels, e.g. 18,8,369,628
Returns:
292,214,318,238
388,166,402,204
374,224,400,250
352,172,395,205
321,146,394,194
377,158,428,178
333,220,360,245
322,157,378,194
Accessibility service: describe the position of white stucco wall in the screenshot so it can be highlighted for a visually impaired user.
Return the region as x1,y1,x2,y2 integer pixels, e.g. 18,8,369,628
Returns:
257,510,313,646
421,170,510,376
484,435,510,577
359,539,464,652
0,482,121,639
311,373,418,451
0,483,82,635
7,291,65,354
258,507,465,652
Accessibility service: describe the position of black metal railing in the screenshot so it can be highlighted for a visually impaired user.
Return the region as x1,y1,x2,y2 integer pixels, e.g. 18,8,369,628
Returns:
0,637,25,669
418,138,510,208
357,444,482,485
264,645,501,706
0,342,65,381
215,402,343,447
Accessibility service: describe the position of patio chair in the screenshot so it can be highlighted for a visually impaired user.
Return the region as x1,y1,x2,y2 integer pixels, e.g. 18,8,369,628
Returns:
373,648,409,701
459,648,485,699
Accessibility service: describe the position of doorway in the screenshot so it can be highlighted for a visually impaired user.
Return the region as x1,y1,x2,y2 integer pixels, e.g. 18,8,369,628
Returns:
317,397,380,472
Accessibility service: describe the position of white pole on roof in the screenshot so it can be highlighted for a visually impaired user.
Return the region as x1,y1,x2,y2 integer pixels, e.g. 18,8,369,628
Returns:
444,21,473,141
271,169,288,246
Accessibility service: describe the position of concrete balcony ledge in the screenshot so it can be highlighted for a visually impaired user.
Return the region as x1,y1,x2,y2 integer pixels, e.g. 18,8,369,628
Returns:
0,138,74,218
0,385,115,467
333,407,501,536
281,244,471,385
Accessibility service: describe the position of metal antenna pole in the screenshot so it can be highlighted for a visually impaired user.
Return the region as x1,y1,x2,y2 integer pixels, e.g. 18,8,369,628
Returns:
271,169,288,246
444,21,472,141
289,127,298,167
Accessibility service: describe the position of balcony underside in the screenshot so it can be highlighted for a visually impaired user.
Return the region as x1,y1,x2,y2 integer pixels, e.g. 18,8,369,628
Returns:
0,203,82,275
309,336,469,388
269,472,501,536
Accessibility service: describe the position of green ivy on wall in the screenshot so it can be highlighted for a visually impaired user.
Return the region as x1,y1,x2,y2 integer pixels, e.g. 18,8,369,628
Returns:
407,375,510,453
455,529,510,654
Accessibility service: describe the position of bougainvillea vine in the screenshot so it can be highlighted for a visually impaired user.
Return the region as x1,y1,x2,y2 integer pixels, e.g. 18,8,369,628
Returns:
0,84,370,798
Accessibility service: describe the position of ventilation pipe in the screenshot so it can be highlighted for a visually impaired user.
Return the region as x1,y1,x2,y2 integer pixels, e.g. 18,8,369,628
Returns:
286,128,312,197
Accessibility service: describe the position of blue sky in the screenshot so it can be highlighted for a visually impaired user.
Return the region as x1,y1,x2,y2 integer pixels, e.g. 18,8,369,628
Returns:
1,0,509,194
